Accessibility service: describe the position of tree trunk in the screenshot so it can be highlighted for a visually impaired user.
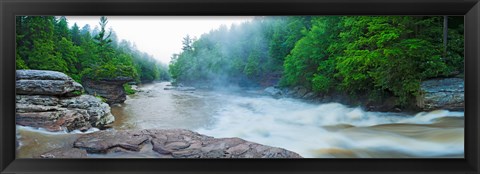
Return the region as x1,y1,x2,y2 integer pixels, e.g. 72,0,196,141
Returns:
443,16,448,59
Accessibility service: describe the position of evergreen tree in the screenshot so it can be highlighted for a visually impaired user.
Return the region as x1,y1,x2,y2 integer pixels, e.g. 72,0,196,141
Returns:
16,16,168,84
168,16,464,106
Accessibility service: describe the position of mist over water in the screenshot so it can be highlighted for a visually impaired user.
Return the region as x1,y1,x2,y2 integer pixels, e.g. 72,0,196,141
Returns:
17,82,464,158
194,92,463,158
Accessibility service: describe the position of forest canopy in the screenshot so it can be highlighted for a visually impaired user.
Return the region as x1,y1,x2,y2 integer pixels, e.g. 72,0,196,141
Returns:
16,16,170,83
15,16,464,107
169,16,464,106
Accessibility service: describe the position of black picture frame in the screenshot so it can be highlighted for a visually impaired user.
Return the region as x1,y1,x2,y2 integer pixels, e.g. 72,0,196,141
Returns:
1,0,479,173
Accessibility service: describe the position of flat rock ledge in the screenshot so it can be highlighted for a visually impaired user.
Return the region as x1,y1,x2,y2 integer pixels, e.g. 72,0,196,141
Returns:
16,70,83,97
42,129,302,158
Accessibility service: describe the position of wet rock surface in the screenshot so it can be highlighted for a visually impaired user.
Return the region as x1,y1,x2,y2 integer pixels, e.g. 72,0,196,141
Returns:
40,148,88,158
69,129,302,158
417,78,464,111
16,70,115,132
264,86,283,98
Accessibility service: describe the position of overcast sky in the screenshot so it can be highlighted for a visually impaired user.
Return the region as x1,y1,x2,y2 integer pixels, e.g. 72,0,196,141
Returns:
66,16,253,64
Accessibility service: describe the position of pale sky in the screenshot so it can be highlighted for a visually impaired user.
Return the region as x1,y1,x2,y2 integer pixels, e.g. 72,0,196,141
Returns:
66,16,253,64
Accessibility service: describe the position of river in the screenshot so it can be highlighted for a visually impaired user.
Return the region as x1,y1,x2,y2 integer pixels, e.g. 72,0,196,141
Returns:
16,82,464,158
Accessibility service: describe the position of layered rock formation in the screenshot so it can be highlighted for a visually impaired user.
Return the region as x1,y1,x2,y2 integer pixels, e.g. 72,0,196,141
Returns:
16,70,83,96
16,70,115,132
41,129,302,158
417,78,464,111
82,77,133,104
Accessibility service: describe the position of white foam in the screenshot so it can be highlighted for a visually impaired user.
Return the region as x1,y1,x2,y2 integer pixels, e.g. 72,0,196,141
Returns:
16,125,100,135
195,94,464,158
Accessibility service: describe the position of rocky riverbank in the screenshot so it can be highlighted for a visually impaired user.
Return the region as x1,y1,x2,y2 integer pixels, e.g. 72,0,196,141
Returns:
263,78,464,112
16,70,115,132
17,71,303,158
40,129,302,158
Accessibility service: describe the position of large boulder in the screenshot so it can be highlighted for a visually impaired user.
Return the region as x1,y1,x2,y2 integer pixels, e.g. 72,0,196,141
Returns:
417,78,464,111
70,129,302,158
302,92,318,100
264,86,311,99
82,77,133,104
16,94,115,132
283,86,308,98
15,70,115,132
60,95,114,127
294,86,308,98
16,70,83,97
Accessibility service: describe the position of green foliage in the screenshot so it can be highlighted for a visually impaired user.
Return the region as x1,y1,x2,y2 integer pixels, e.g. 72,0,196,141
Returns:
18,16,464,107
81,62,137,80
95,95,107,103
16,16,69,73
445,22,464,74
169,16,464,107
169,17,302,86
123,84,136,95
16,16,169,86
281,16,341,90
16,53,29,69
332,16,457,105
311,74,331,93
71,90,83,96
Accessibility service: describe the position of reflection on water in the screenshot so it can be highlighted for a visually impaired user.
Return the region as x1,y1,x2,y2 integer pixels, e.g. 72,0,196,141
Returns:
111,83,221,130
17,82,464,158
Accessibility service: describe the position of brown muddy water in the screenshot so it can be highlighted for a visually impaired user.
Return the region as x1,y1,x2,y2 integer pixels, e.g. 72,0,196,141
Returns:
16,82,464,158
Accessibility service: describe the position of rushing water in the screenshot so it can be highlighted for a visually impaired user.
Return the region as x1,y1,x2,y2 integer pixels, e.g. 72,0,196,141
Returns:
16,82,464,158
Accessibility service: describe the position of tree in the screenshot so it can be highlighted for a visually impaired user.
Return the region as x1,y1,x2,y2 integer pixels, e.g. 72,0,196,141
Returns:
54,16,71,40
281,16,340,92
443,16,448,58
16,16,29,69
182,35,194,52
16,16,167,84
22,16,68,73
167,16,463,106
70,23,82,45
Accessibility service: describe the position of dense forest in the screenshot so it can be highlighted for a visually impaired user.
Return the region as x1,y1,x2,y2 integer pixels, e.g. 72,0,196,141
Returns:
169,16,464,106
16,16,170,85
